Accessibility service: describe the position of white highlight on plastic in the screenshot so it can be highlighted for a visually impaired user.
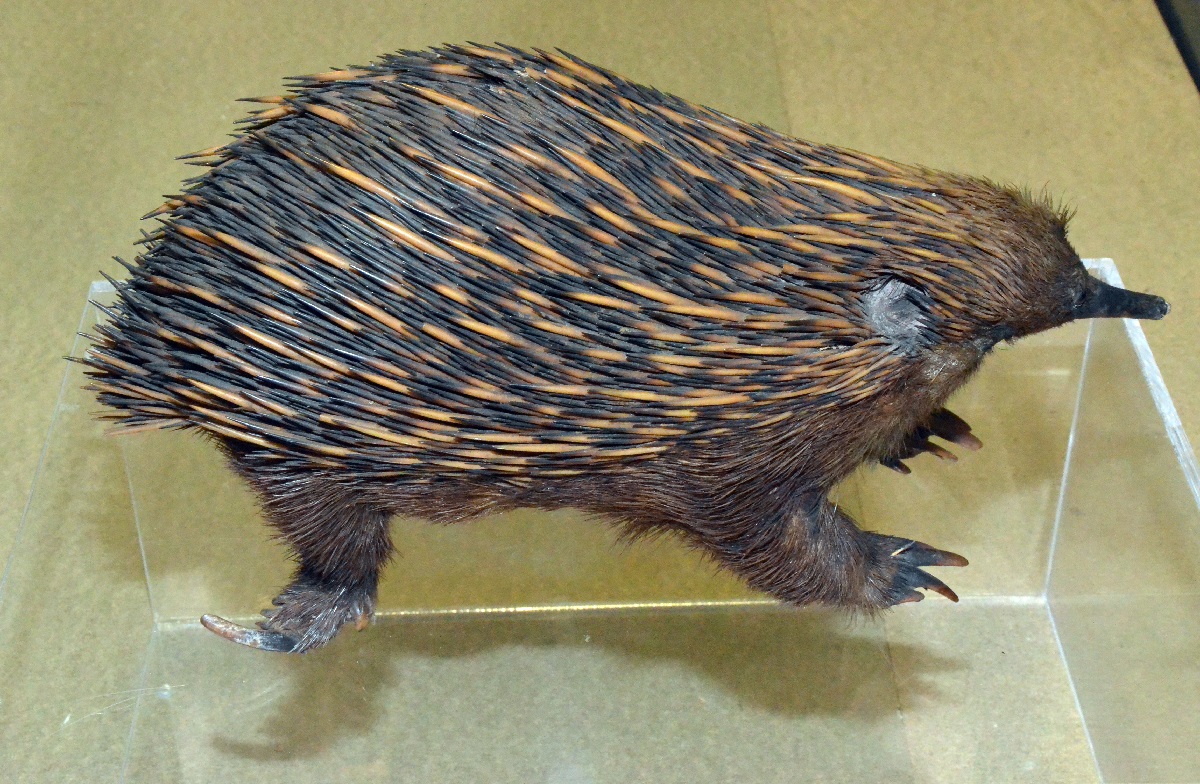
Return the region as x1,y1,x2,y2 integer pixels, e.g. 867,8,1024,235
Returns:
1089,259,1200,514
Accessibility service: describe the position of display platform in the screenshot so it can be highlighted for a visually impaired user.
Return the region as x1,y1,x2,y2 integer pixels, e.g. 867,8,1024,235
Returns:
1,260,1195,783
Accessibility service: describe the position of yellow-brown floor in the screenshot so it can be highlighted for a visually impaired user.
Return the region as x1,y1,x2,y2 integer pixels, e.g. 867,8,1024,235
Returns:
3,2,1197,782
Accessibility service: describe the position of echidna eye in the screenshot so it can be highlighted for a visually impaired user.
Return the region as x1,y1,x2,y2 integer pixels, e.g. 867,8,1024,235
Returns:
990,324,1017,343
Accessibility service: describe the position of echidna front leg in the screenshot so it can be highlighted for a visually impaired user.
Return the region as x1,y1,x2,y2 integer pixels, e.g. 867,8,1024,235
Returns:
702,493,967,609
201,470,394,653
881,407,983,474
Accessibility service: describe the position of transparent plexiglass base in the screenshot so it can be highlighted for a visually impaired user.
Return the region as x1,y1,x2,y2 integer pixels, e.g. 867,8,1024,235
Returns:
1,260,1196,783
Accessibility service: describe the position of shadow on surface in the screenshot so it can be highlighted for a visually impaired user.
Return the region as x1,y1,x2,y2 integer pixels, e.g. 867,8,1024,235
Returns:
178,606,963,762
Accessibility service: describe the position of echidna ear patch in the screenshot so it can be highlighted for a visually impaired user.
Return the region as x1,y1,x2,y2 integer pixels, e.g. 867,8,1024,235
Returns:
862,278,936,354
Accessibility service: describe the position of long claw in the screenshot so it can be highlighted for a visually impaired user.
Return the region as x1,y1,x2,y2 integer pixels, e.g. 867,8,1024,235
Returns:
883,408,981,474
881,536,969,606
916,571,960,603
904,541,969,568
922,441,958,461
929,409,983,451
950,432,983,451
201,614,299,653
937,551,969,568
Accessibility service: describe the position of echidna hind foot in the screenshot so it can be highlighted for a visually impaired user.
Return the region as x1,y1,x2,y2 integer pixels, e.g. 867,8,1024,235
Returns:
880,407,983,475
202,577,377,653
203,449,395,653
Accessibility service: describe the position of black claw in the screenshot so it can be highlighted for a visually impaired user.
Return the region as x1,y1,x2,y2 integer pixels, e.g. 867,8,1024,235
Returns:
912,569,960,602
922,441,958,461
879,536,968,606
894,540,969,568
201,614,299,653
881,456,912,474
883,408,982,473
929,409,983,451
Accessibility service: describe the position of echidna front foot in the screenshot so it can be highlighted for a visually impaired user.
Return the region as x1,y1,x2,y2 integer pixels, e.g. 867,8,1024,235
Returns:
881,408,983,474
863,533,968,606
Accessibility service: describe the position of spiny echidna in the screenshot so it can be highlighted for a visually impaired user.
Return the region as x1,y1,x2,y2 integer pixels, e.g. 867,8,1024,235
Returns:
84,44,1169,653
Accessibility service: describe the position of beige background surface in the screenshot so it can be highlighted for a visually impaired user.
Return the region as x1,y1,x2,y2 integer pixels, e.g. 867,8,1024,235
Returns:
1,2,1196,781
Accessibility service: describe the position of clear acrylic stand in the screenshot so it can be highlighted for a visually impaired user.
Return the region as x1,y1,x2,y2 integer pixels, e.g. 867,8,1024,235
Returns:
2,260,1195,783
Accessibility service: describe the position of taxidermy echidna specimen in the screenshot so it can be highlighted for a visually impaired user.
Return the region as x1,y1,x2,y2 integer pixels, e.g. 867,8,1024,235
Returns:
84,44,1169,653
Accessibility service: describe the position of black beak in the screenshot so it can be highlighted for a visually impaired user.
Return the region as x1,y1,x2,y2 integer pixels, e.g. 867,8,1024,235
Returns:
1073,277,1170,321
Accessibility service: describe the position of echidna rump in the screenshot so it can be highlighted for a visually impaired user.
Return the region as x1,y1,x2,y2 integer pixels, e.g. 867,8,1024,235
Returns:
85,44,1169,653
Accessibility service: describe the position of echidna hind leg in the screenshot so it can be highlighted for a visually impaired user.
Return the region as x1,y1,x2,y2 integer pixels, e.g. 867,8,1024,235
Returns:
202,465,394,653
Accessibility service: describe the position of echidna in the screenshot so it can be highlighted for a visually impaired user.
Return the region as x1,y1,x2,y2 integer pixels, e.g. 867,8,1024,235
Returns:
84,44,1169,653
